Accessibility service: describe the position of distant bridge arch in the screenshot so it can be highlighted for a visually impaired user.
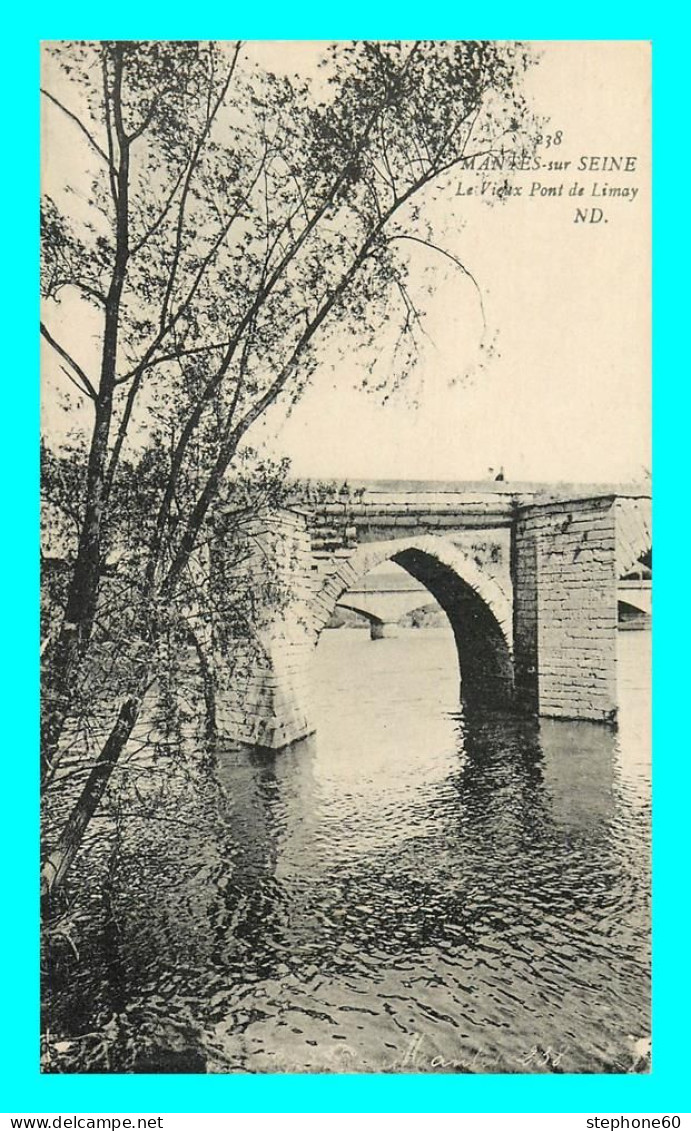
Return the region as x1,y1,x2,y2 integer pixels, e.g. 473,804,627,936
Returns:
617,579,652,624
335,579,440,632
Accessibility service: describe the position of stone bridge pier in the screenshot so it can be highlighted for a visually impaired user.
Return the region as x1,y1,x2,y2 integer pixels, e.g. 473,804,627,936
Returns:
209,509,316,749
208,487,651,749
369,620,400,640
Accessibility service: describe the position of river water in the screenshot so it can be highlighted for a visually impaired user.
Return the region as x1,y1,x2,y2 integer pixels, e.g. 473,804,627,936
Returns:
44,626,651,1074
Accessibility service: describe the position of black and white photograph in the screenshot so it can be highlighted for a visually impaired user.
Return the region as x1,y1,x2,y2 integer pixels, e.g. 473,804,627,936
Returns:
40,39,651,1075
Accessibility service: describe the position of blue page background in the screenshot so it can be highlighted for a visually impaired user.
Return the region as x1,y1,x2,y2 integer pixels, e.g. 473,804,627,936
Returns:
2,5,687,1113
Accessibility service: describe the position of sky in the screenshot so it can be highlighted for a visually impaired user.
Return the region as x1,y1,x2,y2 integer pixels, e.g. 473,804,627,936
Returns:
41,40,651,485
253,40,651,483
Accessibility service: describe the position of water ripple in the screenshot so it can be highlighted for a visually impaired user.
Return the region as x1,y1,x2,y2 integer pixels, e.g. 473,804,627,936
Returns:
45,628,650,1075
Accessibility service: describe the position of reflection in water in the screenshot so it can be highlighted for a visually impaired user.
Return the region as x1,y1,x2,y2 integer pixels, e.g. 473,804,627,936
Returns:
47,628,650,1074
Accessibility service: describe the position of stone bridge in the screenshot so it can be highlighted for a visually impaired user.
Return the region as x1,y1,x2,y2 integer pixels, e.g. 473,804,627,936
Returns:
208,481,651,749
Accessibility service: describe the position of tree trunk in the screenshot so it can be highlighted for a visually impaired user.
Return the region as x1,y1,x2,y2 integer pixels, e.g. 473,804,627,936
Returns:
184,622,218,748
41,402,115,784
41,48,131,785
41,693,142,902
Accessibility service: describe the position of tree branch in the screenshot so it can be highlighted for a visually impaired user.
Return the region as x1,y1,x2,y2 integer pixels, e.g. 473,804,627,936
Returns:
129,156,189,257
41,88,113,172
48,278,107,307
41,323,98,400
58,364,96,403
384,234,486,328
158,43,242,335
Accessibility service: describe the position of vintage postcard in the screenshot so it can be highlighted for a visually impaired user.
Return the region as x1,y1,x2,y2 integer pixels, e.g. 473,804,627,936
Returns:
40,40,651,1075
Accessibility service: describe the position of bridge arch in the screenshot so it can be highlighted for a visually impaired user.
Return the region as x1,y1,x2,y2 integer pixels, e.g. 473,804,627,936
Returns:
310,535,514,710
335,583,443,636
616,497,652,579
333,599,384,625
617,600,650,631
331,598,388,639
618,594,651,618
615,499,652,627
